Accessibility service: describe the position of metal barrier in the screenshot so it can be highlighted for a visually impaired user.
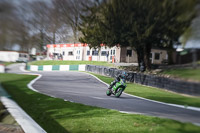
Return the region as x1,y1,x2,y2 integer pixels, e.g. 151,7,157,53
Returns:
86,65,200,96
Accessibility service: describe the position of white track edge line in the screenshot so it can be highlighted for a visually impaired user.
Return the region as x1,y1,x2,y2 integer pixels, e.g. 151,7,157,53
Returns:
26,74,42,93
14,65,47,132
84,72,200,112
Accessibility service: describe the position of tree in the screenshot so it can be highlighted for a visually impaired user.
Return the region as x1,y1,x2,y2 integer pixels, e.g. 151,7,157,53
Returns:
79,0,197,70
47,5,62,44
0,0,19,50
29,1,51,51
79,1,105,48
53,0,91,42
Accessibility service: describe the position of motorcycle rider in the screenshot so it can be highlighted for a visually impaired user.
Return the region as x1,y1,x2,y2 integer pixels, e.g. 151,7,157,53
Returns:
108,72,127,90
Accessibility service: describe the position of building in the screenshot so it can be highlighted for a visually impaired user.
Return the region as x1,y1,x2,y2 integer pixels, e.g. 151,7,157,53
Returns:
0,64,5,73
46,43,168,64
0,51,29,62
47,43,119,62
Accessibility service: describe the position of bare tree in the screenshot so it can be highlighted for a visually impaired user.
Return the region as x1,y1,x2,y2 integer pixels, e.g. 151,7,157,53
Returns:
29,1,51,51
46,4,67,44
0,0,94,52
52,0,89,42
0,0,19,50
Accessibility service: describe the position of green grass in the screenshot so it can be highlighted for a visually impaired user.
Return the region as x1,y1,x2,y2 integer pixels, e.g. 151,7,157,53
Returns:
89,73,200,107
0,62,16,66
0,102,17,125
29,60,115,67
1,73,200,133
161,68,200,81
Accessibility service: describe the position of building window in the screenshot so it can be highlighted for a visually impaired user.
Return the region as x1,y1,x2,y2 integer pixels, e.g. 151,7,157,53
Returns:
126,50,132,57
68,51,73,56
92,50,98,56
87,51,90,55
77,50,80,55
150,53,152,59
155,53,160,60
111,50,112,55
101,51,107,56
63,51,65,55
113,50,115,55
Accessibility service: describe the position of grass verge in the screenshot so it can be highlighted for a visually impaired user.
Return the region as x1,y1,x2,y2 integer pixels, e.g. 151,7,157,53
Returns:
160,68,200,82
0,62,16,66
29,60,115,67
0,73,200,133
0,102,18,125
88,72,200,108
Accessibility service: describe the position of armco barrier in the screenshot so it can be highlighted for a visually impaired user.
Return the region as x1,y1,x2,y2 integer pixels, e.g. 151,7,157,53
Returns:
0,64,5,73
26,65,86,71
86,65,200,96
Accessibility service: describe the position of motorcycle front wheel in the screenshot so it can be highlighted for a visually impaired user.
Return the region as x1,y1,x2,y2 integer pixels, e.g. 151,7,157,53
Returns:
115,88,123,98
106,89,111,96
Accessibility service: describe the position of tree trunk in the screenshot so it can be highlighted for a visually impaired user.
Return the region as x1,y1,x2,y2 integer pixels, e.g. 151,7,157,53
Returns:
72,27,77,42
167,40,175,65
167,49,175,65
136,47,144,70
40,29,44,53
143,44,152,71
53,31,56,44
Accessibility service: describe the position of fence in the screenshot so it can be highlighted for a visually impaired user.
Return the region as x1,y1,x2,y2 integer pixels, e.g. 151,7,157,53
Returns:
86,65,200,96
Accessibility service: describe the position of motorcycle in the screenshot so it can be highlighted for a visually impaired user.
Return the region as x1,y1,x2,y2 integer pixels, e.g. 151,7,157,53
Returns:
106,78,127,98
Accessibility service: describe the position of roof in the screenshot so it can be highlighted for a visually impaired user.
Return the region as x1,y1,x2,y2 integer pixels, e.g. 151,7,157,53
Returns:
46,43,88,48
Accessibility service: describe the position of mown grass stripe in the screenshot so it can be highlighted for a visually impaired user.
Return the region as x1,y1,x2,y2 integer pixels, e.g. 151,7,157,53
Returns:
28,60,115,67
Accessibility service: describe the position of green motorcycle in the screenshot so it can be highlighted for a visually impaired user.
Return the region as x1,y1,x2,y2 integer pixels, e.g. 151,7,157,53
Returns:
106,78,127,98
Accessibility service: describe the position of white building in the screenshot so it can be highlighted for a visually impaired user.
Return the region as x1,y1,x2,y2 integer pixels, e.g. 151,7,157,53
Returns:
0,64,5,73
47,43,119,62
46,43,168,64
0,51,29,62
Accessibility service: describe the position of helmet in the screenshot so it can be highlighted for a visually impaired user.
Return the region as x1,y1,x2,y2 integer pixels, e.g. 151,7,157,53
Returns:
122,71,127,78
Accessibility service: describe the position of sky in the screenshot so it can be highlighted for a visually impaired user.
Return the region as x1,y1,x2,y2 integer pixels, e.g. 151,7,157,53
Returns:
184,5,200,49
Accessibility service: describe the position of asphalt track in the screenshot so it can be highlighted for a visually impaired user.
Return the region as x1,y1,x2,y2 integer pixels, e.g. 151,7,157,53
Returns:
6,64,200,125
